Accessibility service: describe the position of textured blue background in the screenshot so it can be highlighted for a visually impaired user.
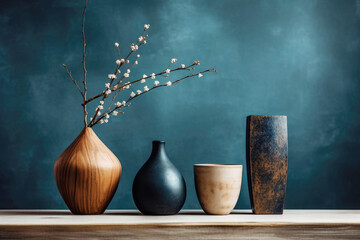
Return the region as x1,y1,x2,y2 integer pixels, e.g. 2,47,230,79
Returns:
0,0,359,209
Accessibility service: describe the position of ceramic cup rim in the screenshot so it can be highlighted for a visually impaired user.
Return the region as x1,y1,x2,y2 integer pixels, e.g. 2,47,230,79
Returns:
194,164,242,168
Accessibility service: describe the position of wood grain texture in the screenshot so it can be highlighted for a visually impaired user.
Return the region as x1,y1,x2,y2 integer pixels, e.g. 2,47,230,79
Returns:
246,115,288,214
1,225,360,240
1,210,360,239
54,127,121,215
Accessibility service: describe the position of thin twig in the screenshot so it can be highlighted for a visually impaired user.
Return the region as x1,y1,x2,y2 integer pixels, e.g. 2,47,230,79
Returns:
62,64,84,97
82,0,88,127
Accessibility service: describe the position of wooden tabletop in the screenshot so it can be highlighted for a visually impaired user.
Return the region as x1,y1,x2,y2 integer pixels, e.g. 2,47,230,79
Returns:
1,210,359,239
0,209,359,226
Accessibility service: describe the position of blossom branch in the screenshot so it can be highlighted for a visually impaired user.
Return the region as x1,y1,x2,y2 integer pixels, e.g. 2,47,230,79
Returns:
63,0,218,129
89,68,217,127
84,29,150,108
84,63,194,105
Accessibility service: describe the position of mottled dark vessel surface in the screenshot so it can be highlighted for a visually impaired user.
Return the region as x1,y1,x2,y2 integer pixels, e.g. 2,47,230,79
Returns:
246,115,288,214
132,141,186,215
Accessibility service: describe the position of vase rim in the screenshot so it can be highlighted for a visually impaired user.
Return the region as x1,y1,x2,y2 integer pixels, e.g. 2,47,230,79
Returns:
153,140,165,143
247,115,287,118
194,164,242,168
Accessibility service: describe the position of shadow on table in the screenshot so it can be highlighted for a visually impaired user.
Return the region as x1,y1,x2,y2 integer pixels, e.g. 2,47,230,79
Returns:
179,211,253,216
1,210,253,216
1,211,72,216
104,211,142,215
105,210,253,216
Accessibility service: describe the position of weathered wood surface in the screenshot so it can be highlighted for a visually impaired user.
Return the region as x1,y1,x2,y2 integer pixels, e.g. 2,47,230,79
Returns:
0,210,359,239
246,115,288,214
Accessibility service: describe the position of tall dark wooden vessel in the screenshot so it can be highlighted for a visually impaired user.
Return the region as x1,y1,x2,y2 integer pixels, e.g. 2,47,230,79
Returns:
246,115,288,214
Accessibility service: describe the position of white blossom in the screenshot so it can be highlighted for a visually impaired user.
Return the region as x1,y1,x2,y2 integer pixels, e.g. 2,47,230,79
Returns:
98,105,104,110
104,119,109,123
131,44,139,51
171,58,177,63
166,69,171,74
123,73,129,78
127,69,131,73
115,101,121,107
117,69,121,73
116,59,121,65
137,90,142,95
130,91,136,98
125,82,131,89
121,59,125,63
100,100,104,105
108,74,116,79
143,74,147,78
198,73,203,78
144,86,149,92
90,117,93,121
105,89,112,95
115,42,119,47
134,60,138,65
122,100,126,106
143,40,147,44
138,36,143,42
181,64,185,68
105,83,110,88
193,60,200,65
100,119,104,124
137,54,140,58
97,111,101,116
112,111,118,116
151,73,156,79
126,60,130,63
140,79,146,83
105,113,110,119
144,24,150,30
154,80,160,86
166,81,172,86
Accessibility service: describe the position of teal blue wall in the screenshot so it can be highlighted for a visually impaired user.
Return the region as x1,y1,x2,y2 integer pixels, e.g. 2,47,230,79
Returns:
0,0,359,209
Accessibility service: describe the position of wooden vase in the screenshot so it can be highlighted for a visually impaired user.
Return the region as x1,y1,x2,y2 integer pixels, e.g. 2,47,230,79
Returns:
54,127,121,215
246,115,288,214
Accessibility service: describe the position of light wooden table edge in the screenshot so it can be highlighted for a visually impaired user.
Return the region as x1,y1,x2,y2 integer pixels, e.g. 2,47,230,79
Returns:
1,222,360,227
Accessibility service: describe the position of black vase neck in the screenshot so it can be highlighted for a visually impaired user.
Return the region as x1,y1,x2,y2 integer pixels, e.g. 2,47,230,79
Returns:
150,141,168,161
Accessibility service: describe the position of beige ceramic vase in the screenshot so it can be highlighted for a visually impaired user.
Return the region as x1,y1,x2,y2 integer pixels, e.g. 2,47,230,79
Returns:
194,164,242,215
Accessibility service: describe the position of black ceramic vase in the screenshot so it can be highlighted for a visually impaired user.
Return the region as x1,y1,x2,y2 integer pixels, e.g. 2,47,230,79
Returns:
132,141,186,215
246,115,288,214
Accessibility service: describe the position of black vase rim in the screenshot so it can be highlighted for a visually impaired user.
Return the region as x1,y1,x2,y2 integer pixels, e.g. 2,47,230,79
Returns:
153,140,165,143
247,115,287,118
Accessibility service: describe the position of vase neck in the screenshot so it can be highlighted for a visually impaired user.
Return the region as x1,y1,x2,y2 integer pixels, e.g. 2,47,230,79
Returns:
150,141,167,160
